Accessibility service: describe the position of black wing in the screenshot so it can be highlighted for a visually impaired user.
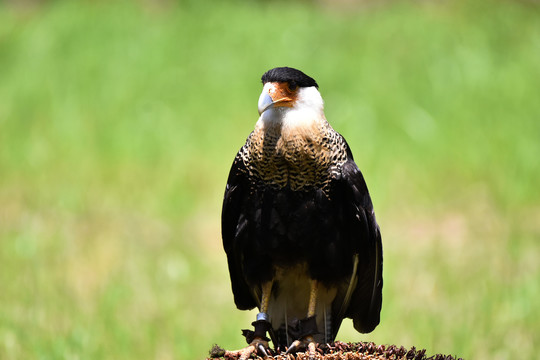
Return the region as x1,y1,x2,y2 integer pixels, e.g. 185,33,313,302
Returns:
221,152,257,310
335,142,383,335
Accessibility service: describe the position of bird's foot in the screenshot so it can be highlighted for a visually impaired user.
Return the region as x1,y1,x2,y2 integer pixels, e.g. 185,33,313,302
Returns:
224,337,271,360
209,314,272,359
285,315,319,359
227,314,272,359
286,336,318,359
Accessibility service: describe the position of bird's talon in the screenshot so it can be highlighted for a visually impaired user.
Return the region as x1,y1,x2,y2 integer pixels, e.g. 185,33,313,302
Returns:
285,339,301,355
257,343,268,357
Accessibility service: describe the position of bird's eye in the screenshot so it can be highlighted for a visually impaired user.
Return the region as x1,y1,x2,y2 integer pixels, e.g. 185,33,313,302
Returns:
287,82,298,91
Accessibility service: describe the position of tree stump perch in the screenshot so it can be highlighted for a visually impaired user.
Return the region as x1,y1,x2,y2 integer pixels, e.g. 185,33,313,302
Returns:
208,341,463,360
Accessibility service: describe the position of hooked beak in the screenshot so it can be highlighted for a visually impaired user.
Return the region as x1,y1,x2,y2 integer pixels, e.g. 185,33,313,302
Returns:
257,82,295,115
258,91,274,115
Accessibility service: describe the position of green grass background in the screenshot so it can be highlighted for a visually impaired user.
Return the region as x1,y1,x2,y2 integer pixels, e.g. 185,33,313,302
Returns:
1,0,539,359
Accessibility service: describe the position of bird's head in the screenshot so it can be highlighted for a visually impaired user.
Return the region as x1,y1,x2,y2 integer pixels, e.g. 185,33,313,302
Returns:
258,67,323,118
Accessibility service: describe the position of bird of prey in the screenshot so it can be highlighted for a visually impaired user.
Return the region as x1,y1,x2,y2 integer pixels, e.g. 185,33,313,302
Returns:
221,67,382,359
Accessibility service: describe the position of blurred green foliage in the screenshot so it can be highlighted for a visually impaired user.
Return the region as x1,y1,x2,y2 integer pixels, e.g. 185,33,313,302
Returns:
0,0,539,359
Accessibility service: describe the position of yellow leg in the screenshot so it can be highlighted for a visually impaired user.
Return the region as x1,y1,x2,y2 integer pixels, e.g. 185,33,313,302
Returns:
307,280,318,317
260,281,273,313
306,280,318,357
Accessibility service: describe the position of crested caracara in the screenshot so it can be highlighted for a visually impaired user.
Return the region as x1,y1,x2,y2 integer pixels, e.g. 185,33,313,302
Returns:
222,67,383,359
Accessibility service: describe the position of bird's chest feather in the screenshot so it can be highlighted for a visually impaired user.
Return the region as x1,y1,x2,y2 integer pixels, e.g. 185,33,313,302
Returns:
244,126,336,191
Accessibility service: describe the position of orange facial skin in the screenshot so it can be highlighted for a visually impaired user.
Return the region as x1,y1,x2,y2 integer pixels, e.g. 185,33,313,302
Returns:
266,82,298,108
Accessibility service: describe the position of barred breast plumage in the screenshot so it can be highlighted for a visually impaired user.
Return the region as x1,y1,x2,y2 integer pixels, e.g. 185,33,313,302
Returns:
238,120,349,193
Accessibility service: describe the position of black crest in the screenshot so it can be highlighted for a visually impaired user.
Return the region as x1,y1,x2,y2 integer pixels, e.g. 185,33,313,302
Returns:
261,67,319,89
